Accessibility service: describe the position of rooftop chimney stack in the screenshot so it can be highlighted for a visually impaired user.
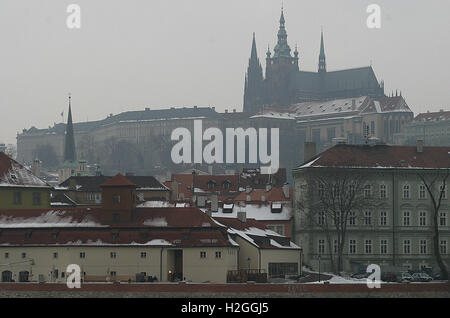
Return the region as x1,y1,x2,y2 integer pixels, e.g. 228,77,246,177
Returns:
303,142,317,163
282,183,290,199
237,211,247,223
32,158,41,177
417,139,424,153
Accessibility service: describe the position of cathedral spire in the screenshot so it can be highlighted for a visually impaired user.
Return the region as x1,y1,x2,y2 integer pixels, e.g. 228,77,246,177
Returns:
273,6,291,58
243,34,264,112
63,94,77,164
318,29,327,73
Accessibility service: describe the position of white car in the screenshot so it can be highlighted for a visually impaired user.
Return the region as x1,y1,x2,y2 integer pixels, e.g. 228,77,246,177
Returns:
411,272,432,282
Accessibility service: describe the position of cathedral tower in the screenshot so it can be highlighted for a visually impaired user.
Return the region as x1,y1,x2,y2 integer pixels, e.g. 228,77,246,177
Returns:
243,33,264,113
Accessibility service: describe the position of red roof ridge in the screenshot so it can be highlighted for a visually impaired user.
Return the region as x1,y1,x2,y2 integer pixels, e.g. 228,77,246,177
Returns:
100,173,136,187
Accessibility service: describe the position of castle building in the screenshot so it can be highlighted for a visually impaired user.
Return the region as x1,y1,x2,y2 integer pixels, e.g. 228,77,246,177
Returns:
244,9,385,112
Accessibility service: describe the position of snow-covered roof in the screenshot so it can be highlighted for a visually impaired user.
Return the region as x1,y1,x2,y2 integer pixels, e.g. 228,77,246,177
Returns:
0,153,51,189
208,203,292,221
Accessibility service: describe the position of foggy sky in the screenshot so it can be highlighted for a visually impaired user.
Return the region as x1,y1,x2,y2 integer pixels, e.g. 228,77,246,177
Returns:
1,0,449,145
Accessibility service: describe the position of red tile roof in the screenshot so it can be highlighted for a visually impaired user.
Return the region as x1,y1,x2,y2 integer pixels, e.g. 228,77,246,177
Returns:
298,144,450,169
0,207,233,247
233,188,291,202
100,174,136,187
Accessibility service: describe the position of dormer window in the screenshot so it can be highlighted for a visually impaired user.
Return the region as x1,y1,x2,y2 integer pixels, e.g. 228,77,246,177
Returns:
223,204,233,213
271,203,282,213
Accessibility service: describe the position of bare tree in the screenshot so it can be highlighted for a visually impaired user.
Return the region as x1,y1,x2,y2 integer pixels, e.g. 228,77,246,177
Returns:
418,168,449,280
297,169,376,274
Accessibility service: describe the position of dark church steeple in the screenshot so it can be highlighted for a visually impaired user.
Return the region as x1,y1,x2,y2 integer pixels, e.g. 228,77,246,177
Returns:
273,7,292,59
63,94,77,164
318,29,326,73
243,33,264,113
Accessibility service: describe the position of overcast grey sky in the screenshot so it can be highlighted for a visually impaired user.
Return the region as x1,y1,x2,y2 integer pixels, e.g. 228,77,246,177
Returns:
1,0,449,144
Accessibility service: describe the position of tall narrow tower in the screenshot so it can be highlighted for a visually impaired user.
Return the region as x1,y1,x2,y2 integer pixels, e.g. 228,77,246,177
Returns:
63,94,77,164
265,7,299,108
318,30,326,73
243,33,264,113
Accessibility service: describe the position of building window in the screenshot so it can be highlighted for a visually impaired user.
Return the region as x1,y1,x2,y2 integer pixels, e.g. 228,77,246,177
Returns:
402,185,410,199
140,252,147,259
317,211,326,226
379,184,387,199
80,252,86,259
349,184,356,197
365,240,372,254
349,212,356,226
333,240,338,254
318,183,324,197
13,192,22,205
439,184,447,199
419,185,427,199
440,212,447,226
318,240,325,254
113,194,121,204
200,251,207,259
110,271,117,277
268,263,299,278
113,214,120,222
22,252,26,259
53,252,58,259
364,211,372,226
403,211,411,226
403,240,411,254
32,192,41,206
420,240,427,254
4,253,9,259
440,240,448,254
215,251,222,259
419,211,427,226
371,121,375,135
110,252,117,259
349,240,356,254
380,240,388,254
379,211,387,226
364,185,371,198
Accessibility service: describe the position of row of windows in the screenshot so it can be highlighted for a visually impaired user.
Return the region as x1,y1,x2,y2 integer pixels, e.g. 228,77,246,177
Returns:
317,183,447,200
317,239,448,255
3,251,149,260
12,192,42,205
317,211,448,227
200,251,222,259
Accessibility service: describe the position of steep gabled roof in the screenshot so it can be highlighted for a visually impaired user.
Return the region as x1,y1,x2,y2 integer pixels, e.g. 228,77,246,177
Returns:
0,152,51,189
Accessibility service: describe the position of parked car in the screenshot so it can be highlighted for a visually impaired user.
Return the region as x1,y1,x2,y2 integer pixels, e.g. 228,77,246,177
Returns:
351,272,370,279
411,272,433,282
381,272,397,282
396,272,413,283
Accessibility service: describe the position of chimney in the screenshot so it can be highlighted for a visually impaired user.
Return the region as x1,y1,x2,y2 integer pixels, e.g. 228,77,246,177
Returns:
417,139,424,153
205,209,212,217
208,165,213,175
237,211,247,223
282,183,290,199
245,186,252,194
261,195,266,202
32,158,41,177
303,142,317,163
246,194,251,202
266,184,272,192
211,194,218,212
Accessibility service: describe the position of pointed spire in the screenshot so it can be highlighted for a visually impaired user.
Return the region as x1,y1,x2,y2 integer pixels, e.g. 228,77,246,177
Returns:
63,93,77,164
250,32,258,61
273,5,291,58
318,29,327,73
